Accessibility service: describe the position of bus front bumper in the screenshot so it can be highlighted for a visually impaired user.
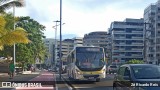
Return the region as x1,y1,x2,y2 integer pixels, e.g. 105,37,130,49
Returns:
76,73,105,80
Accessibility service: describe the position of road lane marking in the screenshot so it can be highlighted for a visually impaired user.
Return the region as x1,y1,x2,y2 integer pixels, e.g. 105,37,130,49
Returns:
61,77,73,90
74,86,91,88
16,87,55,90
41,74,53,75
55,74,58,90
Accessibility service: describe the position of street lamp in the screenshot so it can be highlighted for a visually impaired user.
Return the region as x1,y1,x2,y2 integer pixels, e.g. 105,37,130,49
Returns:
59,0,62,80
143,22,151,64
53,21,65,71
53,20,60,71
13,3,16,74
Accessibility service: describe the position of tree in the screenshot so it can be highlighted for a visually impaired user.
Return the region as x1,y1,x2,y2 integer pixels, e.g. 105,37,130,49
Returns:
0,13,30,50
126,59,144,64
15,16,47,65
0,0,25,13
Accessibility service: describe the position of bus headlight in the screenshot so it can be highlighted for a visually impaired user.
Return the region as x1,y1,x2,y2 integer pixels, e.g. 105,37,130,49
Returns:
76,69,82,74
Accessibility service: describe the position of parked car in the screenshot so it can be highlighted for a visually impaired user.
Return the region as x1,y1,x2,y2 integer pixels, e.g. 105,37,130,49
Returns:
113,64,160,90
107,65,118,74
48,68,52,72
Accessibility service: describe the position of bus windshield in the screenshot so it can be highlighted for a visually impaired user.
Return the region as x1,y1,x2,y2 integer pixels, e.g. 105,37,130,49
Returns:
76,52,105,71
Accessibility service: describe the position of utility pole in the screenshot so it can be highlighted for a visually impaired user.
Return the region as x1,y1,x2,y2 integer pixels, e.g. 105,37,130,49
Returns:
143,22,150,64
59,0,62,80
13,3,16,74
53,20,60,70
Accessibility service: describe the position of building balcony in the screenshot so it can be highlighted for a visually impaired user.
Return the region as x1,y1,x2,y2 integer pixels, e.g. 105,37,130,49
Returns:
132,31,143,33
112,55,143,58
115,50,142,52
131,54,143,56
131,43,143,45
114,37,126,39
131,49,143,51
131,37,143,39
113,31,125,34
147,57,155,60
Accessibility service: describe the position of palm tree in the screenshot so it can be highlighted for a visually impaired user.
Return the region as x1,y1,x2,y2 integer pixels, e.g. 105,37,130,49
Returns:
0,0,25,13
0,0,29,50
0,14,30,50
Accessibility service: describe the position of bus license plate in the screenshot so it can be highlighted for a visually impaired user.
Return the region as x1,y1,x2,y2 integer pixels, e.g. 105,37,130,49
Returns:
89,77,94,79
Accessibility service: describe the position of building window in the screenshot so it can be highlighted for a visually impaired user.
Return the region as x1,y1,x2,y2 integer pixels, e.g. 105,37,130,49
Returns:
157,23,160,27
126,41,132,44
126,35,132,39
149,54,153,57
157,54,160,57
157,46,160,51
157,38,160,44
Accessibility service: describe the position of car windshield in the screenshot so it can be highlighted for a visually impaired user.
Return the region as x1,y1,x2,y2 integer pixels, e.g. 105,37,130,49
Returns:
131,65,160,79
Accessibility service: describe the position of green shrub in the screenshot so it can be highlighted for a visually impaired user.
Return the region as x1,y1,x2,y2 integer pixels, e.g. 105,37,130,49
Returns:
126,59,144,64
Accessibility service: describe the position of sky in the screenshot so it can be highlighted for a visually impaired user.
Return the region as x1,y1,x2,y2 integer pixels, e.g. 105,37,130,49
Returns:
12,0,158,39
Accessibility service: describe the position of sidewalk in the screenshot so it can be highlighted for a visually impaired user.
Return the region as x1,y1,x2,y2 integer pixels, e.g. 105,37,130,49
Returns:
0,73,8,77
0,71,40,82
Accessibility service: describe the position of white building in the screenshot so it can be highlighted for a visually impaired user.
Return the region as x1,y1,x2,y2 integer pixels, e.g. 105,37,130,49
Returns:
144,0,160,64
43,38,56,67
109,18,144,63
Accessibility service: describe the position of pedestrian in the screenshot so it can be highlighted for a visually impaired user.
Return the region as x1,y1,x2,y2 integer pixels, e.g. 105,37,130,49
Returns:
9,60,15,79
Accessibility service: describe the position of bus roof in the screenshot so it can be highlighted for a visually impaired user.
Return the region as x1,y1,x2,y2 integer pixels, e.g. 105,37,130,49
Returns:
66,46,103,57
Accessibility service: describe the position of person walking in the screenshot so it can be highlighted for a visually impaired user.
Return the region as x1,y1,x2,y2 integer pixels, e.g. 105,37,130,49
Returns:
9,60,15,79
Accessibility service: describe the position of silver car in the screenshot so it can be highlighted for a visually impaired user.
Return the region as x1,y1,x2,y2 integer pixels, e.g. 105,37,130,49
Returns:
107,65,118,74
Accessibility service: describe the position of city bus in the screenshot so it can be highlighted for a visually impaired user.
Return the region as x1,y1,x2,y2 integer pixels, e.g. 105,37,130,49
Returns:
67,46,106,82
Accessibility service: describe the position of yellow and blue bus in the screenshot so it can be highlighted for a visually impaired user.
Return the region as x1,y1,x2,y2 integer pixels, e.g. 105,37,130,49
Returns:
67,46,106,82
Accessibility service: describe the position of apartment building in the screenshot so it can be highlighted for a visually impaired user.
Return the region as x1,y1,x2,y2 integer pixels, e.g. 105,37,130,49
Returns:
109,18,144,63
56,37,83,63
106,31,112,64
144,0,160,64
43,38,55,67
73,37,83,47
83,31,108,48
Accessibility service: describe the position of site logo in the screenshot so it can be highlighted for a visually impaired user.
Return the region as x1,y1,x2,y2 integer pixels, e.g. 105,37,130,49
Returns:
2,82,12,87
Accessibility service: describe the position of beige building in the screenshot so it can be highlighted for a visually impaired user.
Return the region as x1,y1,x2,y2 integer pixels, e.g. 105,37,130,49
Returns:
83,31,108,48
43,38,55,67
56,37,83,64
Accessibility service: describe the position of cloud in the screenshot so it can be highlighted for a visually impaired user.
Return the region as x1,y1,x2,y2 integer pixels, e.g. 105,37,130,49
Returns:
12,0,158,38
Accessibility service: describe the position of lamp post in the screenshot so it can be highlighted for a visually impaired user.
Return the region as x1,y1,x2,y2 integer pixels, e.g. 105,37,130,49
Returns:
59,0,62,80
13,3,16,74
53,20,59,70
143,22,151,64
53,21,65,69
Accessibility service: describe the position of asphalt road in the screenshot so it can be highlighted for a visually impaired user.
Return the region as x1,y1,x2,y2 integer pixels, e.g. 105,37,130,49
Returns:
56,73,115,90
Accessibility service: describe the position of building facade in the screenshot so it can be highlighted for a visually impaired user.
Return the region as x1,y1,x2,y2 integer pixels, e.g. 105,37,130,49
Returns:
106,30,112,64
109,18,144,63
44,38,55,67
83,31,108,48
144,0,160,64
56,37,83,64
73,37,83,47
